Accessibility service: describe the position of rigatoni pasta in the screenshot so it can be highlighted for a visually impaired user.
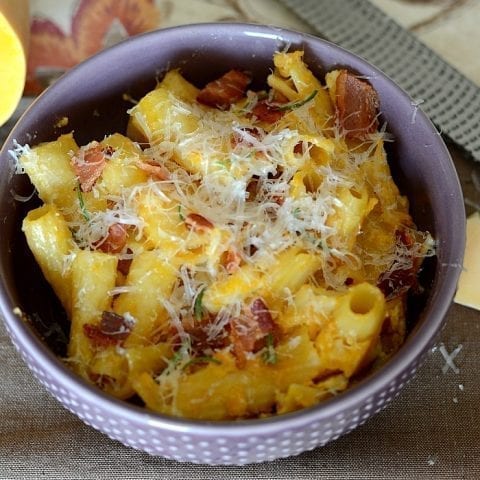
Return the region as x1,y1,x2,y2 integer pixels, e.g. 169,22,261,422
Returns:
17,50,435,420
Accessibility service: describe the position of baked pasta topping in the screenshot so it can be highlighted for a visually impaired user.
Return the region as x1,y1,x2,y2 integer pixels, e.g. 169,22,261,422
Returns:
16,51,435,420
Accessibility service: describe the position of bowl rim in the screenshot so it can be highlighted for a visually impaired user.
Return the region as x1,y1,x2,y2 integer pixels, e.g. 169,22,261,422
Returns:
0,22,466,436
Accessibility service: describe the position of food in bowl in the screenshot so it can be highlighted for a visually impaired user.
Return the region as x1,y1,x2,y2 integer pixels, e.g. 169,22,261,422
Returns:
14,49,436,420
0,22,466,464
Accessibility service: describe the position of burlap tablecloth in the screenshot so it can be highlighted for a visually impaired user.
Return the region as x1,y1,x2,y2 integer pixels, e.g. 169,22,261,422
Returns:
1,1,480,478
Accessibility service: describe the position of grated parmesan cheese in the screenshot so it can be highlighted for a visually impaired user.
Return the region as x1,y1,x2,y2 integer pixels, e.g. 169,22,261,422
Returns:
8,139,31,174
17,53,438,420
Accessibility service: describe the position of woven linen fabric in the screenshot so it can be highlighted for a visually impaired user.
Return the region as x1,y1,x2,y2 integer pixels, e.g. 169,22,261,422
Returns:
278,0,480,162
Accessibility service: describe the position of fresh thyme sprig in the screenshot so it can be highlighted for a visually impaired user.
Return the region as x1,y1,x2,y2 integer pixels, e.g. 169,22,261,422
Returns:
277,90,318,111
177,205,185,221
76,182,90,221
262,333,277,365
183,356,222,370
194,287,206,320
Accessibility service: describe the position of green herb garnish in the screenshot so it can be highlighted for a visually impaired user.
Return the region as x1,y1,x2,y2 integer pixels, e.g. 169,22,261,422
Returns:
167,337,191,371
178,205,185,221
183,356,222,370
277,90,318,111
194,287,206,320
76,182,90,221
262,333,277,365
292,207,301,219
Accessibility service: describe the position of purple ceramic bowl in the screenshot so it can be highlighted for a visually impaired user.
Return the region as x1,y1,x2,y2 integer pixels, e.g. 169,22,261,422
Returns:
0,23,465,464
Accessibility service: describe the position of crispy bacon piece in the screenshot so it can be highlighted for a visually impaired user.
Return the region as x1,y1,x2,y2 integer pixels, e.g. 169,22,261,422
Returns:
117,248,133,276
270,194,285,206
377,269,415,300
377,229,418,299
83,311,133,347
335,70,379,140
100,311,133,336
250,100,284,124
94,223,128,254
294,142,304,154
229,324,251,369
230,298,276,368
246,177,259,201
136,159,170,180
197,70,251,109
250,298,276,332
102,145,115,156
224,247,242,273
182,316,229,355
71,141,108,192
185,213,214,233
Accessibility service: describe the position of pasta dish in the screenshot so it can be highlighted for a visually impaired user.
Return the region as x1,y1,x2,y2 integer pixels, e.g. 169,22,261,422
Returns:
17,51,434,420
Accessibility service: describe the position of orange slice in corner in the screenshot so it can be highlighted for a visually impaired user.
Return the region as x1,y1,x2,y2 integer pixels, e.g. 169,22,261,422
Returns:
0,0,29,126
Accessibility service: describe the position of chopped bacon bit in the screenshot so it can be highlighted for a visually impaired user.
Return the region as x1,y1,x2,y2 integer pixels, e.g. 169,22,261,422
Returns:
103,145,115,156
267,170,283,180
83,311,133,347
246,177,259,200
106,199,117,210
247,243,258,257
117,248,133,276
378,264,417,300
377,229,418,299
71,141,108,192
250,100,284,124
94,223,128,254
293,141,313,155
229,323,250,369
293,142,304,154
83,324,115,347
224,247,242,273
100,311,133,336
185,213,214,233
250,298,275,334
197,70,251,109
270,194,285,206
183,316,228,355
229,298,276,368
136,159,170,180
335,70,379,140
397,228,414,248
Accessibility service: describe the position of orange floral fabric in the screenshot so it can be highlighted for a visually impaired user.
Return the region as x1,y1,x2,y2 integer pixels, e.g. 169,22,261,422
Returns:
26,0,161,94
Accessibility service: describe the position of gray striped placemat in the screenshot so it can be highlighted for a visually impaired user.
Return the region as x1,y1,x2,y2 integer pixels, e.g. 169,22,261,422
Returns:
278,0,480,162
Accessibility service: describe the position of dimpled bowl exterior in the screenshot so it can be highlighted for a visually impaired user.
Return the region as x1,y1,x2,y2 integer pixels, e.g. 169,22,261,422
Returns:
0,23,465,465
